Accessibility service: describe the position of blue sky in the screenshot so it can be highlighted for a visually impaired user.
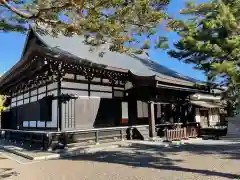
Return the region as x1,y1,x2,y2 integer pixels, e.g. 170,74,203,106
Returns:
0,0,207,80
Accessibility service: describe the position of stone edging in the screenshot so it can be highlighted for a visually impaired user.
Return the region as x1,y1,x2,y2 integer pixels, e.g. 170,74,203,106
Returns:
0,143,130,161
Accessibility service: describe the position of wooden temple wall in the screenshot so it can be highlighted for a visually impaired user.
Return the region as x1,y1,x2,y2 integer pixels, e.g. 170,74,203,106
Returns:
8,82,58,130
59,73,128,131
61,73,125,98
3,71,129,131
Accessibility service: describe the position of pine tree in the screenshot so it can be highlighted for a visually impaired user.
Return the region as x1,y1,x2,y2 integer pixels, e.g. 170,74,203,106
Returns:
0,0,174,54
168,0,240,112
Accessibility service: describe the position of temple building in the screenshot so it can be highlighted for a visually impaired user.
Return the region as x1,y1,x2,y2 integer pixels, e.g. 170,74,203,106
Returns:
0,25,223,149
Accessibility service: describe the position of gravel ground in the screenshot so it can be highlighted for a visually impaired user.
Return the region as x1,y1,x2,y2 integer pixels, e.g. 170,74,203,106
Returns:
0,140,240,180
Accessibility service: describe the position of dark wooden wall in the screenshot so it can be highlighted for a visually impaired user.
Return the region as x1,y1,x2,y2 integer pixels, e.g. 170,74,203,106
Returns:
2,98,53,130
60,73,126,130
3,82,58,130
62,98,122,130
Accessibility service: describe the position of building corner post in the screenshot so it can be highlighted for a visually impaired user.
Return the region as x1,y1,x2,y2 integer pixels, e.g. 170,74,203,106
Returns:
57,77,62,132
148,101,156,138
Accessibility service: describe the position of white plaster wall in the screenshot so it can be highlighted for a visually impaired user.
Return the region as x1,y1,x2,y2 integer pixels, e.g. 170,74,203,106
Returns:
47,90,58,96
31,89,38,96
76,75,86,81
11,82,58,106
91,77,101,82
102,78,111,83
208,109,213,125
195,108,201,123
61,81,115,98
61,89,88,96
11,97,17,102
38,86,46,94
11,103,16,107
114,86,124,90
30,95,37,102
29,121,37,127
37,121,45,127
18,100,23,106
137,101,148,118
23,121,28,127
48,99,58,128
90,84,112,92
122,102,128,119
38,93,45,99
23,92,29,98
90,91,112,98
64,73,74,79
23,98,29,104
61,81,88,90
209,108,220,126
47,82,58,91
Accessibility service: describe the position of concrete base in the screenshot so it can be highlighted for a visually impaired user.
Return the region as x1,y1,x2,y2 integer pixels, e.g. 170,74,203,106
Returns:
0,140,130,161
226,115,240,137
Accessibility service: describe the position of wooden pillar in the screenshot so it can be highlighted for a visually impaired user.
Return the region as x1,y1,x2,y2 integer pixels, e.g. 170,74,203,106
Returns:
148,101,156,138
57,79,62,131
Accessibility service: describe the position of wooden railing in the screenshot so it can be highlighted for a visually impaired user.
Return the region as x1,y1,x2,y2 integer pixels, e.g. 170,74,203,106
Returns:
164,126,199,142
186,126,199,138
61,127,129,147
164,128,187,141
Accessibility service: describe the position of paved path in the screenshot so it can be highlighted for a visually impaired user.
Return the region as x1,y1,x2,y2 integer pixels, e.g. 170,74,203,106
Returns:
0,139,240,180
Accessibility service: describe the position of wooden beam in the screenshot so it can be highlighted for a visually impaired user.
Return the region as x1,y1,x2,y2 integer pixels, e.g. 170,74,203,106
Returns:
148,101,156,138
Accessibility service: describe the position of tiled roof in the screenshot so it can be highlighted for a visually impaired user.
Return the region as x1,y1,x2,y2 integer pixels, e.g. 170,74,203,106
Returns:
33,27,201,84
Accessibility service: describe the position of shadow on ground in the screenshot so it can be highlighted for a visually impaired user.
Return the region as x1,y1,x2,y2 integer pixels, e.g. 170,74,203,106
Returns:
0,151,19,179
0,168,19,179
62,142,240,179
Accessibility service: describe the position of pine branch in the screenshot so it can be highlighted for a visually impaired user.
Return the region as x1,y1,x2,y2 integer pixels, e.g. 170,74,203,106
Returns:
0,0,79,20
0,0,172,55
0,0,33,18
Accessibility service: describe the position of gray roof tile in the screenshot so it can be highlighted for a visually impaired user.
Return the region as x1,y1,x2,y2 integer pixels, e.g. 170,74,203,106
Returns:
33,28,200,83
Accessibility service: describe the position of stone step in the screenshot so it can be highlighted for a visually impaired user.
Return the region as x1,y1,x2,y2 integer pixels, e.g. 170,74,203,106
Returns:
136,127,149,140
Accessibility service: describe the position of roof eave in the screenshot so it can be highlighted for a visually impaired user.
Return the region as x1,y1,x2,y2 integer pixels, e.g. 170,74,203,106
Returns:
155,75,195,87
